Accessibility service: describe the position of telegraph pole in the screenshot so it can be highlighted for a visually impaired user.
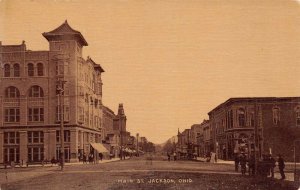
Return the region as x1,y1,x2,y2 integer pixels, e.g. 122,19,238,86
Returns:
254,100,258,175
119,116,123,160
57,79,65,171
136,133,139,157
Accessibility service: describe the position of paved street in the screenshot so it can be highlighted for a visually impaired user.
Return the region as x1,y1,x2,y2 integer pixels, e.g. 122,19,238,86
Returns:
0,155,297,190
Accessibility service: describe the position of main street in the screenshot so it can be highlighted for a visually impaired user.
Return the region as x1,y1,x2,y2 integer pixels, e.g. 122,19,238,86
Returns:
0,154,296,190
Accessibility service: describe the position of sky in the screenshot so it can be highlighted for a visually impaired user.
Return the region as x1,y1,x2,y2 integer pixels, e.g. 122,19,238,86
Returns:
1,0,300,144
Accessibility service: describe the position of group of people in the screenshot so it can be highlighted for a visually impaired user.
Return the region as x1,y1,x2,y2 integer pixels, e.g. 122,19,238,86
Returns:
167,152,177,161
234,153,285,180
82,153,97,164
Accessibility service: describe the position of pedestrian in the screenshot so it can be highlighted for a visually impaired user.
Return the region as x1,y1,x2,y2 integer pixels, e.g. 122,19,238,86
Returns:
99,153,103,161
51,157,56,166
268,154,276,178
240,153,247,175
83,153,87,164
167,152,170,162
248,154,255,176
234,154,240,172
277,154,285,180
173,152,177,161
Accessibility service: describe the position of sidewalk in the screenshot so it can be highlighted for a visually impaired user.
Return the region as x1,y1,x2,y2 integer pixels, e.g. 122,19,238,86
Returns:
0,156,131,169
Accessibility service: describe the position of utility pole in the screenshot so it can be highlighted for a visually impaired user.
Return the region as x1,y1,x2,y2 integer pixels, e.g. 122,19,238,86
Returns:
57,79,65,171
254,100,259,175
119,116,123,160
136,133,139,157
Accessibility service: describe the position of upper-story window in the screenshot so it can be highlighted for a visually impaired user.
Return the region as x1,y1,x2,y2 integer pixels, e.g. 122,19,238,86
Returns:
5,86,20,98
13,64,20,77
249,112,255,127
37,63,44,76
28,63,34,76
295,106,300,126
28,86,44,97
238,108,245,127
4,64,10,77
273,107,280,125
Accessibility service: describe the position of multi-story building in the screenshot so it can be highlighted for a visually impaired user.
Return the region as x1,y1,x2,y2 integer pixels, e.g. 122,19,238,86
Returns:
0,21,105,164
208,97,300,161
202,120,211,156
190,124,201,156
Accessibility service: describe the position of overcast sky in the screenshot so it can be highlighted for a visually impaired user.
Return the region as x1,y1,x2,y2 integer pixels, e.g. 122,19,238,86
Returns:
1,0,300,144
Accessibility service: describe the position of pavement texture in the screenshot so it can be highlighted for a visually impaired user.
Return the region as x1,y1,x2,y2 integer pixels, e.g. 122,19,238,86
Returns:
0,156,298,190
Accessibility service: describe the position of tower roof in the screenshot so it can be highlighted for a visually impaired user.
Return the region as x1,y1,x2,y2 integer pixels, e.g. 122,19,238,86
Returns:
42,20,88,46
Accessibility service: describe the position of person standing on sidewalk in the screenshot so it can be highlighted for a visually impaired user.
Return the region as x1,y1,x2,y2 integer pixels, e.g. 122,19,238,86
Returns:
268,154,276,178
240,153,247,175
167,152,170,162
277,154,285,180
234,154,240,172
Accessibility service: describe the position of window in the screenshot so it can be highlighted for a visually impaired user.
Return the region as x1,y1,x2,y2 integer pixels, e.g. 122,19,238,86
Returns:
13,64,20,77
28,147,44,162
56,130,71,143
4,108,20,122
4,132,20,144
28,86,44,97
238,108,245,127
56,106,69,122
296,107,300,126
4,64,10,77
37,63,44,76
4,147,20,163
28,63,34,76
273,107,280,125
28,108,44,122
249,112,255,127
5,86,20,98
28,131,44,143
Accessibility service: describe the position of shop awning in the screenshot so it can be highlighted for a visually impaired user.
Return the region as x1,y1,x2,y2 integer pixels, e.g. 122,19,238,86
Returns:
90,143,109,153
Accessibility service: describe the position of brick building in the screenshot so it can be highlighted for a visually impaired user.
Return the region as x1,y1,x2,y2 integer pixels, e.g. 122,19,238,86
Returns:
208,97,300,161
0,21,106,164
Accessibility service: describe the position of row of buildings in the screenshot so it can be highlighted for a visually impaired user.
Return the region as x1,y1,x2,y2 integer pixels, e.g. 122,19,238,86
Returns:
0,21,140,164
177,97,300,161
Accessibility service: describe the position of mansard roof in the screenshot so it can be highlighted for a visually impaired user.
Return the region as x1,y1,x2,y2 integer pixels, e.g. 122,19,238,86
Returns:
42,20,88,46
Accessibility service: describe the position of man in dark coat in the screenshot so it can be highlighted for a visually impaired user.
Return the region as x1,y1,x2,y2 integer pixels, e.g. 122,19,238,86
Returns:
240,153,247,175
234,154,240,172
277,154,285,180
268,154,276,178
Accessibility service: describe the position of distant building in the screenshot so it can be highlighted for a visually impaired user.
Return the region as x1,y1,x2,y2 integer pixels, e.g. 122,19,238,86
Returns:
208,97,300,161
0,21,105,164
102,104,127,158
190,124,201,156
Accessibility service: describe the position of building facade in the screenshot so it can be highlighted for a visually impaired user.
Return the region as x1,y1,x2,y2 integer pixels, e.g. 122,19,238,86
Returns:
208,97,300,161
0,21,105,164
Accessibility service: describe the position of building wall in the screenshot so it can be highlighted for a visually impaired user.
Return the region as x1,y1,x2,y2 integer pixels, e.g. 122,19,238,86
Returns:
0,22,105,164
208,97,300,161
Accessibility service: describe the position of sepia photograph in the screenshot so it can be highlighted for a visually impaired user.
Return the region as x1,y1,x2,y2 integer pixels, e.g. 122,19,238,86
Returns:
0,0,300,189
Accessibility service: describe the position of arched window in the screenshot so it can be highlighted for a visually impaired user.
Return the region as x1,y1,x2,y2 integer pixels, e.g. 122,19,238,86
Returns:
273,107,280,125
238,108,245,127
4,64,10,77
28,63,34,76
28,86,44,97
13,64,20,77
37,63,44,76
5,86,20,98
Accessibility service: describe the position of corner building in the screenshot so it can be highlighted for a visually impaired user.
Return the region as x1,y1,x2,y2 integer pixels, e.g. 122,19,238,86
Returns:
0,21,105,164
208,97,300,161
